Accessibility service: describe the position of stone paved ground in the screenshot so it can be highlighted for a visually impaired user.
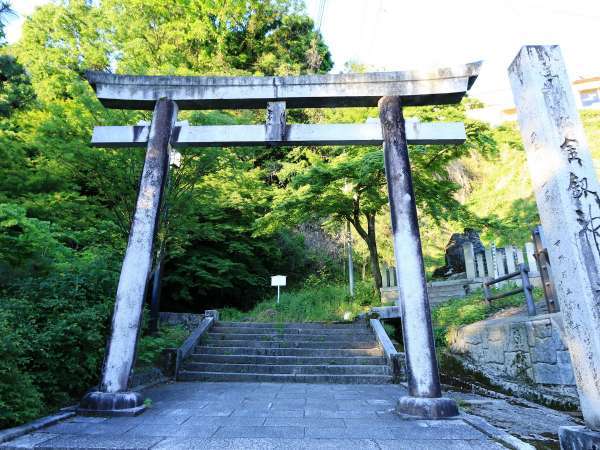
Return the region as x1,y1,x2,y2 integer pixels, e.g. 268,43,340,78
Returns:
2,382,512,449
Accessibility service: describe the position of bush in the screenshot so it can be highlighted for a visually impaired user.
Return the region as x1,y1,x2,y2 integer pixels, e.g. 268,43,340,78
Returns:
0,205,120,428
136,325,188,368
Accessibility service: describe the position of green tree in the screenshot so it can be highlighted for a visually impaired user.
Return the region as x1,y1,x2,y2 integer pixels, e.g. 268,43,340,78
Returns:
259,101,497,291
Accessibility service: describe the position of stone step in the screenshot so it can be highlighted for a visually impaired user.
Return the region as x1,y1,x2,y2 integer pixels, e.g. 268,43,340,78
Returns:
217,321,368,330
429,289,465,295
177,371,393,384
194,347,384,357
430,291,464,296
189,354,387,365
183,362,391,375
211,326,373,336
205,332,376,342
200,339,378,349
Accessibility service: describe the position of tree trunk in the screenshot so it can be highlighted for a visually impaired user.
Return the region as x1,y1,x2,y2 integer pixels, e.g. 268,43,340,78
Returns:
366,214,383,292
348,203,382,293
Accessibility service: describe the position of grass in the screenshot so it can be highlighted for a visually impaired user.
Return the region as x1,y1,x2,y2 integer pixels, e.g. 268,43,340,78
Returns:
220,280,380,323
135,325,189,368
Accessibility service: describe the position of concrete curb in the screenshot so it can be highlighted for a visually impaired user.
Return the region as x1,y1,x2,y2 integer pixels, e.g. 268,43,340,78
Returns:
175,315,215,378
461,412,535,450
0,411,75,445
369,318,405,382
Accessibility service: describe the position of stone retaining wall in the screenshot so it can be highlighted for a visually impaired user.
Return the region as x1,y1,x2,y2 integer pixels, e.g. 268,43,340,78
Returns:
159,312,204,331
449,312,578,404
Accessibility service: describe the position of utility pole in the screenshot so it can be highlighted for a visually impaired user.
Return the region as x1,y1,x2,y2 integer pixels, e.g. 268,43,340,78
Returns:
347,221,355,297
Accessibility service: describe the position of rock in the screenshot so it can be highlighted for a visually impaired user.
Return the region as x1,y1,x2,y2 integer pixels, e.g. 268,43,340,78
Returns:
433,228,484,279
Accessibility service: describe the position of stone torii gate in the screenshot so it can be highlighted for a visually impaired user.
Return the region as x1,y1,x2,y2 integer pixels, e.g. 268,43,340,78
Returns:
79,63,481,418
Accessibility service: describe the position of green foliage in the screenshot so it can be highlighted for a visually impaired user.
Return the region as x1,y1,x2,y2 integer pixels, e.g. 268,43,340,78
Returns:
258,101,498,287
136,325,188,368
221,280,380,323
0,0,333,428
0,228,118,427
0,55,35,117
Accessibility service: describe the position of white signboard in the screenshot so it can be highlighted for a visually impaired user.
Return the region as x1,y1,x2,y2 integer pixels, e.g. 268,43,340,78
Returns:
271,275,286,287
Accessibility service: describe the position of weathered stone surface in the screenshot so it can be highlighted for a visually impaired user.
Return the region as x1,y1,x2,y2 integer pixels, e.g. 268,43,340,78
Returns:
85,62,481,110
559,425,600,450
532,319,552,338
463,327,483,345
484,341,506,364
510,44,600,429
379,96,446,407
486,326,507,343
505,323,529,353
559,364,576,386
93,122,467,148
159,312,203,331
533,363,563,385
432,229,485,278
99,99,178,396
504,351,532,380
558,351,573,365
449,312,577,403
531,339,557,363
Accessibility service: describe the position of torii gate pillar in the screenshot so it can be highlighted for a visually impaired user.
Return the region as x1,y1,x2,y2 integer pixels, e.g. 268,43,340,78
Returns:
79,98,178,416
379,97,458,418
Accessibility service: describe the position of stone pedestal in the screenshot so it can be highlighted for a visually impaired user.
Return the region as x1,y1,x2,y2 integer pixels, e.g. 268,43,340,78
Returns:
509,45,600,430
396,397,458,420
559,426,600,450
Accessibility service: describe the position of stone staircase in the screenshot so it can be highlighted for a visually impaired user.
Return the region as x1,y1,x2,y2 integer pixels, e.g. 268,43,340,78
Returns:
178,321,393,383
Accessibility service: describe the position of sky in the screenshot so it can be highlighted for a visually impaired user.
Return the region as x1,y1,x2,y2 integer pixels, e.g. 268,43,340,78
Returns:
6,0,600,107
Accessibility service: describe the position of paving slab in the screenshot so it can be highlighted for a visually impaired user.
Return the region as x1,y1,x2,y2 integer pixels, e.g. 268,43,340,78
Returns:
0,381,520,449
0,433,57,449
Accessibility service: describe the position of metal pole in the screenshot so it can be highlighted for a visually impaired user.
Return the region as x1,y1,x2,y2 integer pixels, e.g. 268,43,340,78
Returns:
378,96,457,418
483,279,492,304
347,221,355,297
519,264,536,317
277,286,280,305
79,98,178,416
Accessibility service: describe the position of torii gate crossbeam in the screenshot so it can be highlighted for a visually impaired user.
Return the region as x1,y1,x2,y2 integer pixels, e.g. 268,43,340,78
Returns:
79,63,481,419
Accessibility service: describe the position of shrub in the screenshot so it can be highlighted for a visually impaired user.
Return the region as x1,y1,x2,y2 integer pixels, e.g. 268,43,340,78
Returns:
136,325,188,368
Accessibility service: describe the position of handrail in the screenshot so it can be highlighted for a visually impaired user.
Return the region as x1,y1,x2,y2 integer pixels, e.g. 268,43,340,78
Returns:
483,263,536,316
532,225,558,313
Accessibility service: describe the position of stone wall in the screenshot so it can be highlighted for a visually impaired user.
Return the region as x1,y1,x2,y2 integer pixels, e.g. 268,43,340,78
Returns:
159,312,204,331
449,312,578,405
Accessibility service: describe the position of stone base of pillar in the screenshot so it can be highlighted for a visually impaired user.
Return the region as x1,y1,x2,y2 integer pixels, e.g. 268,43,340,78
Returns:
396,396,459,419
559,425,600,450
77,391,146,417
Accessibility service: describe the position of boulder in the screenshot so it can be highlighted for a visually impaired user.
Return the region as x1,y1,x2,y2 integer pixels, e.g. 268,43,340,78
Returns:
433,228,484,279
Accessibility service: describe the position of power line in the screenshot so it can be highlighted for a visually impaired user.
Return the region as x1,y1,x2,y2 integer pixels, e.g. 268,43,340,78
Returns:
316,0,327,32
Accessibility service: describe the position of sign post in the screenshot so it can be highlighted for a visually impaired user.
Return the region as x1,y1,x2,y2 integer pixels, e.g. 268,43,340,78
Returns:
271,275,286,304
